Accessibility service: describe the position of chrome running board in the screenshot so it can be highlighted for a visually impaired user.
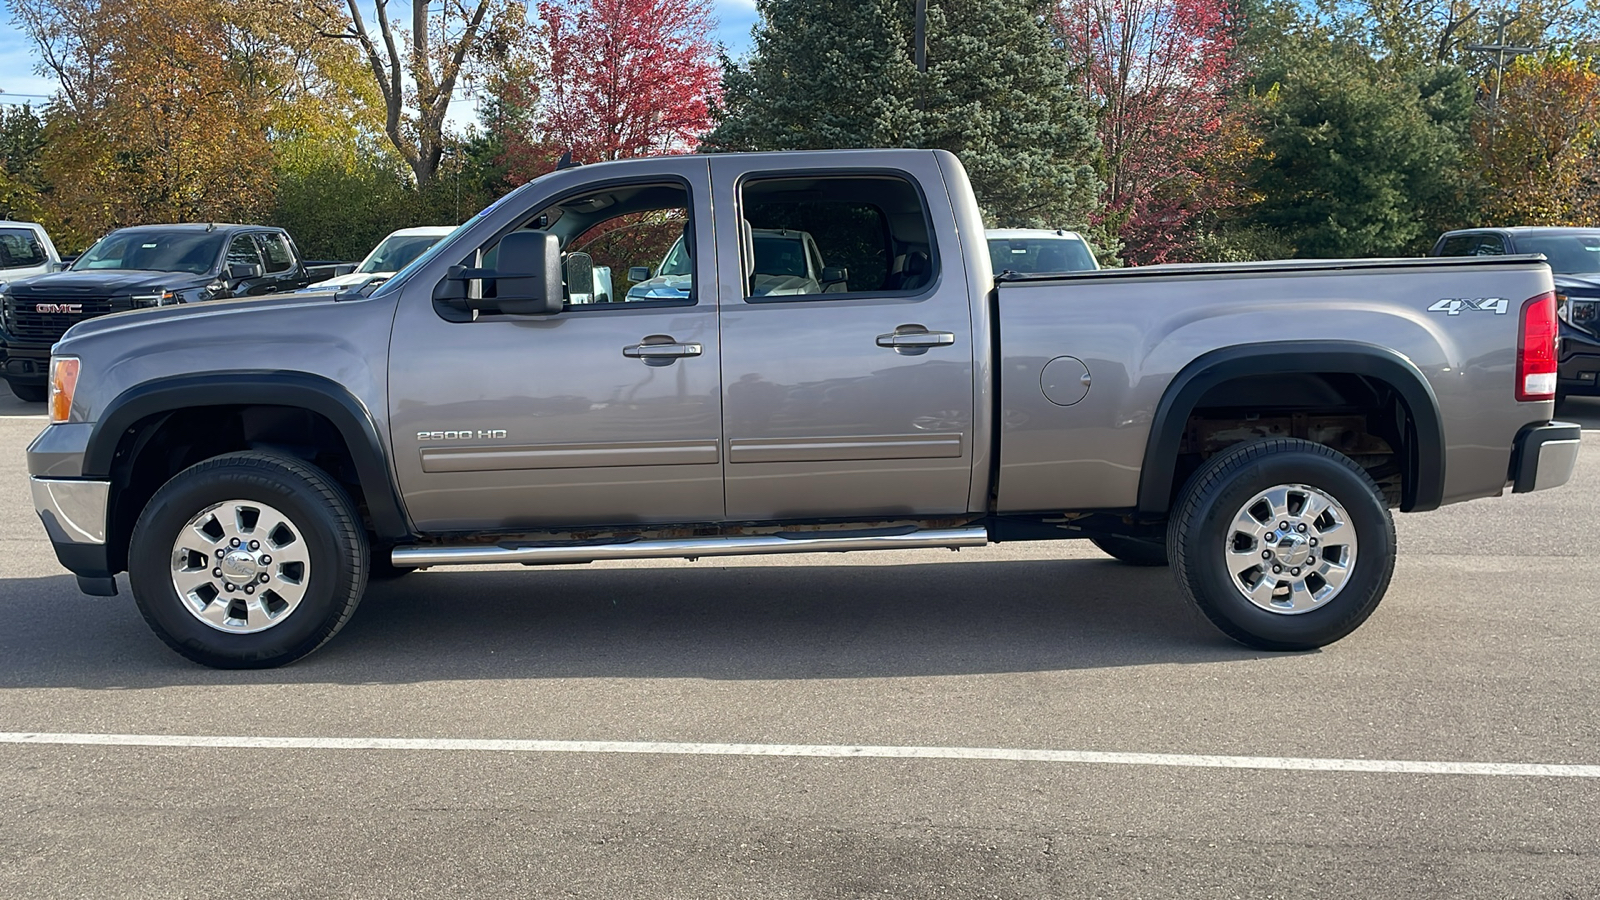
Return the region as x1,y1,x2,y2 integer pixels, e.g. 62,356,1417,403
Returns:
391,526,990,568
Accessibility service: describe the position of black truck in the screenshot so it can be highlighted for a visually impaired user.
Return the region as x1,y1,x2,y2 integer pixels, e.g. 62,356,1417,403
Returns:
1432,227,1600,400
0,223,321,401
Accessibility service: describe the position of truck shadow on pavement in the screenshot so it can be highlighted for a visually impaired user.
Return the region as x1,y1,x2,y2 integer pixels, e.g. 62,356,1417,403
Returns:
0,558,1273,688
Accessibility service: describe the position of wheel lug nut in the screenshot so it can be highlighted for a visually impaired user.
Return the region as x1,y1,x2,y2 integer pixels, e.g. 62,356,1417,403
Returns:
249,540,260,550
1290,567,1301,576
1261,550,1271,559
1307,557,1316,566
1272,565,1282,574
1279,522,1289,530
216,549,226,558
224,582,235,592
260,555,271,565
212,568,222,577
1297,523,1307,533
1310,538,1318,547
229,538,241,547
244,584,255,594
259,573,270,583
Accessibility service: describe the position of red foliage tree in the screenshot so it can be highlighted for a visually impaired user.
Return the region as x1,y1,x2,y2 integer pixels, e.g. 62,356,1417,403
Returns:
1056,0,1237,264
524,0,720,173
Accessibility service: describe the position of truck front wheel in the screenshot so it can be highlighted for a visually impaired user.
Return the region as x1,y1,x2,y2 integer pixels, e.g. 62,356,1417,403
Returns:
9,381,46,403
1167,439,1395,650
128,452,369,668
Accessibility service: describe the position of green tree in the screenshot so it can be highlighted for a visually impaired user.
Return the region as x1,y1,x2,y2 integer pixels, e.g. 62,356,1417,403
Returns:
706,0,1104,235
0,104,47,221
1242,34,1474,257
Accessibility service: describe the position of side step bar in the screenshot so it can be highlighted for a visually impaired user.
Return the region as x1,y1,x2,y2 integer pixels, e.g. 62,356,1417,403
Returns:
391,526,991,568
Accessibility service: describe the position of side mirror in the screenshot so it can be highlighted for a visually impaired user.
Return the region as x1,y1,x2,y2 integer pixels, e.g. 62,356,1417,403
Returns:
432,230,563,315
821,266,848,285
564,252,595,304
47,261,68,273
492,231,564,315
229,263,264,281
628,266,652,283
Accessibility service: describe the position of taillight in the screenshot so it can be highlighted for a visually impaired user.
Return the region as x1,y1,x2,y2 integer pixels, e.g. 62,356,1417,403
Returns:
1516,291,1557,402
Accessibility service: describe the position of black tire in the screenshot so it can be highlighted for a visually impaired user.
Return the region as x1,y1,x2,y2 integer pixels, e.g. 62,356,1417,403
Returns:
128,451,369,668
8,381,46,403
1090,534,1169,567
1167,438,1395,651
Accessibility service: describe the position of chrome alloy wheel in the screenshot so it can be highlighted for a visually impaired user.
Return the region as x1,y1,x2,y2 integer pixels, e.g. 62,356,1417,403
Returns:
169,500,312,634
1223,483,1358,615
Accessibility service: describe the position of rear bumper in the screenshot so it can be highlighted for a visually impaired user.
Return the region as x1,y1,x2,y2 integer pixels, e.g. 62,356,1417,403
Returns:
1509,422,1582,493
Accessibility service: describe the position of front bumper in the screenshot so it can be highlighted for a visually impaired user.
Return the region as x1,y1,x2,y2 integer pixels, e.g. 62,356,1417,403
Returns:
1509,422,1582,494
1558,323,1600,395
30,476,117,595
1,342,49,387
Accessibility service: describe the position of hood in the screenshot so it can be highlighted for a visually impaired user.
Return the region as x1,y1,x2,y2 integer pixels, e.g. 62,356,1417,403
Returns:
625,273,691,300
303,272,387,291
6,269,212,295
1554,273,1600,296
56,289,343,347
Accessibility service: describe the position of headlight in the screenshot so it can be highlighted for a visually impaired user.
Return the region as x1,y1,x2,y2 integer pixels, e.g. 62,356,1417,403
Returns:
1557,293,1569,323
130,290,177,307
48,356,79,423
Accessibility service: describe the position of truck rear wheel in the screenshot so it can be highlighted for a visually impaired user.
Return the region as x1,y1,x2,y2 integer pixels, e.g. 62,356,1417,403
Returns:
1167,438,1394,650
1089,534,1168,567
128,451,369,668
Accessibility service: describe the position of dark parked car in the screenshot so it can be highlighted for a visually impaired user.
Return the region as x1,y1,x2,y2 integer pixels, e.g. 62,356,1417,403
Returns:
0,224,316,401
1432,227,1600,400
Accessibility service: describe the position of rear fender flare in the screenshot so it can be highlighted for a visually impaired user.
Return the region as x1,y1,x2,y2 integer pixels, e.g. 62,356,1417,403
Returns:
1137,341,1445,515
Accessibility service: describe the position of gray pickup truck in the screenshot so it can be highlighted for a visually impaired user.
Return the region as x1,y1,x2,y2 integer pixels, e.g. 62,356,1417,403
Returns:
28,150,1580,668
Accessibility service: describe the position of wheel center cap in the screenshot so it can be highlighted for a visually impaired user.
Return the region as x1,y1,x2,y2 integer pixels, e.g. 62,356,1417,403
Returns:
1273,531,1310,567
221,551,260,580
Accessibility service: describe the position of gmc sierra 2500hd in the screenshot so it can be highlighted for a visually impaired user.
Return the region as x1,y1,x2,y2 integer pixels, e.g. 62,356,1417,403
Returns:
28,150,1579,668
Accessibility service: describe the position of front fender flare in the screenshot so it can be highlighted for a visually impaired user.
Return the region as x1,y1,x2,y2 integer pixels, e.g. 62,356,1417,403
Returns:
83,370,410,540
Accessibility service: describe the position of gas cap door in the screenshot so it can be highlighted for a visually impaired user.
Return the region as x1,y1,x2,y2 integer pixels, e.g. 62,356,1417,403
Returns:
1040,356,1091,406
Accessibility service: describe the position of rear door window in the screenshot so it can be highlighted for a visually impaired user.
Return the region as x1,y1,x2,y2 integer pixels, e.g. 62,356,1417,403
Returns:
256,233,294,273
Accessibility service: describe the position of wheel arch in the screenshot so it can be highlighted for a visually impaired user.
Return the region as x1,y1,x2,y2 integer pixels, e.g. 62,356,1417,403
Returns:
1137,341,1445,516
84,372,410,568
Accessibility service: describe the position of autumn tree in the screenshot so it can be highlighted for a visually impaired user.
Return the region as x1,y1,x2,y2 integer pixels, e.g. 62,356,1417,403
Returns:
708,0,1104,238
307,0,532,189
1056,0,1238,263
0,105,46,221
528,0,720,170
1472,54,1600,224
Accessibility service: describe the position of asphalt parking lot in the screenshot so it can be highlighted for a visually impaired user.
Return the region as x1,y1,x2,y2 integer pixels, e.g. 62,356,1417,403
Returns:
2,392,1598,898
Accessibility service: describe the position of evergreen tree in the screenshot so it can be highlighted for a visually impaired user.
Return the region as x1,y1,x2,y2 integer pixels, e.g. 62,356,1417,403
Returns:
706,0,1103,233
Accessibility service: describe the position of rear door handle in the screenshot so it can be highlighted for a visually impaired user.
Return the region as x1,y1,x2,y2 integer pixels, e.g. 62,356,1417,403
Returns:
624,339,702,359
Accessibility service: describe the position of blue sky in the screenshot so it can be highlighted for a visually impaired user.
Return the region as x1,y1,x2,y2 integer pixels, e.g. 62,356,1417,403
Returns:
0,0,761,112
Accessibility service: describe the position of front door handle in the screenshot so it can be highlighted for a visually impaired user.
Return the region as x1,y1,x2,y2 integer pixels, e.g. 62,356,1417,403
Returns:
624,336,702,362
877,325,956,354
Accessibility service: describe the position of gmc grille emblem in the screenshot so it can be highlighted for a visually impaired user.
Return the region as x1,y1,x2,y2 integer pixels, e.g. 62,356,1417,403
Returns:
34,303,83,314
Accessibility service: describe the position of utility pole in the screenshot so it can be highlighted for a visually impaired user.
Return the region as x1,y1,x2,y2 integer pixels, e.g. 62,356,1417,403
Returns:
914,0,928,73
1464,11,1543,111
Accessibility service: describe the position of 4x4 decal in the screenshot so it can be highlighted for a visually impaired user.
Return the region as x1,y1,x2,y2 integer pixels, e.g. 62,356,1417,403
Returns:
1429,297,1509,315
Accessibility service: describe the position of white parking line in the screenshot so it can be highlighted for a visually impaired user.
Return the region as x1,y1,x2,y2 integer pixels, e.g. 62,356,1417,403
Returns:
2,732,1597,778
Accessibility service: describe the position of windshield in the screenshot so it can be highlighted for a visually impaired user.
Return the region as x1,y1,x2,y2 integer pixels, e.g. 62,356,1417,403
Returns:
358,234,447,274
1518,233,1600,275
988,237,1097,274
72,231,225,275
658,236,691,277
